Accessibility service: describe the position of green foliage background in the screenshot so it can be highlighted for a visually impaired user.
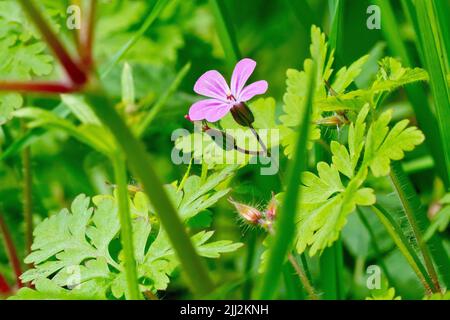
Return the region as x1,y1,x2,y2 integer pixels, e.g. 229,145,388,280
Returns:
0,0,449,300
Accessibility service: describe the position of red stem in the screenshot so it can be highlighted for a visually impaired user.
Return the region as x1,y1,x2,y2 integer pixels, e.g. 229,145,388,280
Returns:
80,0,97,69
0,215,23,288
18,0,87,85
0,81,78,94
0,273,11,294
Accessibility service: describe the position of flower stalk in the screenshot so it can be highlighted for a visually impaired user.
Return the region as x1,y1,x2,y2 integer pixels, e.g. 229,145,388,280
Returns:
0,214,23,289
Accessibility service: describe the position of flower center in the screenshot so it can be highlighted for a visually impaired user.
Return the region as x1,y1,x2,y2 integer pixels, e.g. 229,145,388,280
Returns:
226,94,236,102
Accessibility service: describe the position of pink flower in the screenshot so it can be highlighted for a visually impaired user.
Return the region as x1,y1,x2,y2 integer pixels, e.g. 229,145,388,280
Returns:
189,58,268,123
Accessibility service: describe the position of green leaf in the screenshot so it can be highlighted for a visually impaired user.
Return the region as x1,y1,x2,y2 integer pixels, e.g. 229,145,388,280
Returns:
364,110,425,177
278,26,369,158
295,103,423,255
331,55,369,93
297,164,375,256
372,57,428,92
192,231,243,258
0,0,55,124
17,168,241,299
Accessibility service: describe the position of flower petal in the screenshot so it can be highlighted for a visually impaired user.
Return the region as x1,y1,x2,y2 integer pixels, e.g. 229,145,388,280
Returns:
238,80,268,102
189,99,232,122
194,70,230,101
231,58,256,97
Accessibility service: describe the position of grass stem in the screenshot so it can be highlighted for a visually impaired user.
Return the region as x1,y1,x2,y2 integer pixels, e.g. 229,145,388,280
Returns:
112,155,141,300
257,63,316,299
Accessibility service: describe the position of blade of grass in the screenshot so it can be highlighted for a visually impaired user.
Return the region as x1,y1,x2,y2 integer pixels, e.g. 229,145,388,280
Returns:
209,0,241,67
257,63,316,300
135,62,191,137
374,0,449,187
284,0,319,31
100,0,171,77
390,162,450,289
112,154,141,300
86,91,214,296
431,0,450,70
328,0,345,58
414,0,450,187
371,205,433,295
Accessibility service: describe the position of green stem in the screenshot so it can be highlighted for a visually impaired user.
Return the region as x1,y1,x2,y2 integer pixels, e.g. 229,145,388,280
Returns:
371,205,433,295
242,231,256,299
257,63,316,299
318,0,346,300
86,91,214,295
21,121,33,256
283,263,305,300
287,253,318,300
112,155,141,300
356,208,393,285
319,245,343,299
209,0,241,67
389,162,449,289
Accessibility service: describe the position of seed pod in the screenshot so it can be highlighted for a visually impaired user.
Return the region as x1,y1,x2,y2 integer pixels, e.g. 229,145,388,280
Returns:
230,102,255,127
229,198,262,225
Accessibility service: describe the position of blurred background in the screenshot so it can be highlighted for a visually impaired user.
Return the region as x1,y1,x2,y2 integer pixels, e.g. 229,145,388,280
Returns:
0,0,445,299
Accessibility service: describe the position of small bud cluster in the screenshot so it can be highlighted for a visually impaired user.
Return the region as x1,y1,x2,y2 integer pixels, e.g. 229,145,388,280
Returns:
228,193,277,231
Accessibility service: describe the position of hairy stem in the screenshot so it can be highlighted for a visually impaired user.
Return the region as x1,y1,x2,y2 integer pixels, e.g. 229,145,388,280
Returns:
371,205,433,295
389,162,449,290
287,253,319,300
112,155,141,300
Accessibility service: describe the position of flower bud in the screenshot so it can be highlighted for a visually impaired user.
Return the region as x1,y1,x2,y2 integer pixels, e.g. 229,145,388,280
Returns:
265,193,277,221
230,102,255,127
229,198,262,225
